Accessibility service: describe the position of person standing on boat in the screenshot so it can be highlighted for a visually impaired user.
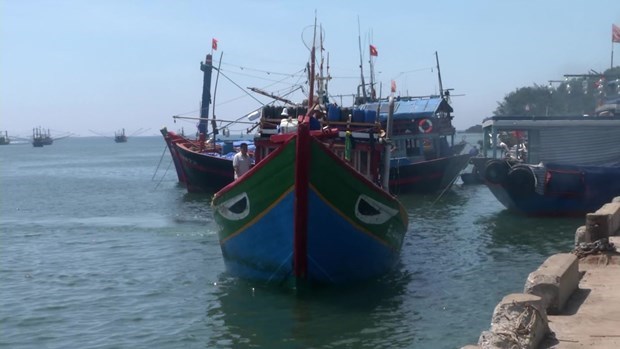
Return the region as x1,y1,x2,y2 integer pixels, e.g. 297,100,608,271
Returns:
233,143,251,179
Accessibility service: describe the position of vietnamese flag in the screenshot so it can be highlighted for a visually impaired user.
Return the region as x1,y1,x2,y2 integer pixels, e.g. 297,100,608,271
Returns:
369,44,378,57
613,24,620,43
212,38,218,50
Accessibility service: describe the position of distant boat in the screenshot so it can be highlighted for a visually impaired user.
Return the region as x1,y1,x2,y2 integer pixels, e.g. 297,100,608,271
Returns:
32,127,54,147
471,114,620,216
0,131,10,145
114,129,128,143
89,128,148,143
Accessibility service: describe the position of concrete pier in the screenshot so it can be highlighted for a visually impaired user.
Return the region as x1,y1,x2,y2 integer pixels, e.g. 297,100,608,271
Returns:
462,199,620,349
542,247,620,348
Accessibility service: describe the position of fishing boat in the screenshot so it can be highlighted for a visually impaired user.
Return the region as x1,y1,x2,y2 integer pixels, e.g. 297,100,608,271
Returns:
211,28,408,286
32,127,54,147
90,128,148,143
472,114,620,216
354,95,472,194
114,129,128,143
350,52,472,194
0,131,10,145
172,137,252,193
484,160,620,216
160,127,191,185
161,53,255,193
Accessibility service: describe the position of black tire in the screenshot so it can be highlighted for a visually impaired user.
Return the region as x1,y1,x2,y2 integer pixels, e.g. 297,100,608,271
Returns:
505,166,536,198
484,160,510,184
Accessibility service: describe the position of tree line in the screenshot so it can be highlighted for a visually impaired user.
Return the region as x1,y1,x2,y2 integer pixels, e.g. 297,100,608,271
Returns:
493,66,620,117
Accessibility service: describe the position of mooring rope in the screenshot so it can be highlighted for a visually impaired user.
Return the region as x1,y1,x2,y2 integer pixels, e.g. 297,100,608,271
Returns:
153,159,173,191
431,171,461,206
152,145,168,181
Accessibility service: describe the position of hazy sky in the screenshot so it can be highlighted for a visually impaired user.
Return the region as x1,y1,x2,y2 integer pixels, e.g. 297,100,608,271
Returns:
2,0,619,137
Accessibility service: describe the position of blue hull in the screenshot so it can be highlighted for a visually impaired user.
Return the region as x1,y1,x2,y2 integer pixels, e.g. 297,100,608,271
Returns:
220,189,400,284
488,162,620,216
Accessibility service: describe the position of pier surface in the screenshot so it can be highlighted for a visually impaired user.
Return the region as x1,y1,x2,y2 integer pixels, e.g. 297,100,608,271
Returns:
463,200,620,349
541,236,620,348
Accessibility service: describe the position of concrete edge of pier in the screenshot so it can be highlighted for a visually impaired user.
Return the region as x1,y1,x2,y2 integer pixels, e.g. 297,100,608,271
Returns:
461,197,620,349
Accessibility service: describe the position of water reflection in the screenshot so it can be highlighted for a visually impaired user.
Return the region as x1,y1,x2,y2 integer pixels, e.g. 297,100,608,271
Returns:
206,271,414,348
166,192,214,226
477,210,580,255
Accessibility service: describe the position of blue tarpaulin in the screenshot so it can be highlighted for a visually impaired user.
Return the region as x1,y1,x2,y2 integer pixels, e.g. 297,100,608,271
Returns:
357,97,452,121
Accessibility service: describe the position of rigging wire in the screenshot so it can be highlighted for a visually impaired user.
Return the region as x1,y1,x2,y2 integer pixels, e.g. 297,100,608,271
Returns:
214,60,304,77
170,63,309,127
218,66,306,84
212,67,265,106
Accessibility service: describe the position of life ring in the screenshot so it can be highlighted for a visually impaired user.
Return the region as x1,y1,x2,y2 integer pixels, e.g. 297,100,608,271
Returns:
418,119,433,133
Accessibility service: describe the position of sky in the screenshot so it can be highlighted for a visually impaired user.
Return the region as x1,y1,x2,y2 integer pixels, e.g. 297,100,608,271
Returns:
1,0,619,138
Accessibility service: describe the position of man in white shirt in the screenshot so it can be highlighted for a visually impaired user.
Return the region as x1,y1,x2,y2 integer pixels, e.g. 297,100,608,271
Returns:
232,143,251,179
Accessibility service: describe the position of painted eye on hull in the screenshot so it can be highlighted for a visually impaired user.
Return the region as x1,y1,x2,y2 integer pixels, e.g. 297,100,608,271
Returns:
354,194,398,224
217,192,250,220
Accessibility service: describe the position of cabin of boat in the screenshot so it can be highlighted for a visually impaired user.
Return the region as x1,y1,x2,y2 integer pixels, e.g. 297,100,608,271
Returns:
253,93,462,189
356,96,458,162
480,115,620,166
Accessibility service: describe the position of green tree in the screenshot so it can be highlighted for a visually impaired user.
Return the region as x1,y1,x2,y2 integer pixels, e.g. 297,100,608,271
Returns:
493,67,620,116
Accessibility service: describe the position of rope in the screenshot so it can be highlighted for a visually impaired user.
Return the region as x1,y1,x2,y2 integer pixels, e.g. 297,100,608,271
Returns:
212,68,266,106
153,159,173,191
573,238,616,258
152,145,168,181
492,304,544,348
216,60,305,77
431,171,461,206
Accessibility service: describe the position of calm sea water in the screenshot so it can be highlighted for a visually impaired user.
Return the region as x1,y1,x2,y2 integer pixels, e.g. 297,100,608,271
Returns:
0,135,582,349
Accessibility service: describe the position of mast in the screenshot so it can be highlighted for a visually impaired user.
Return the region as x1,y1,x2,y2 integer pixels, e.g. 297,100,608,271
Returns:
316,29,331,106
369,52,376,100
211,52,224,138
326,52,330,103
357,18,367,103
293,17,318,282
382,95,395,189
318,25,326,105
435,51,444,98
368,31,376,100
199,54,214,136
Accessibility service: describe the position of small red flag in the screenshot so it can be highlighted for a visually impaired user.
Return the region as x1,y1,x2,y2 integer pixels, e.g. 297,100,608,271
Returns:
369,44,378,57
390,80,396,93
212,38,218,50
613,24,620,43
